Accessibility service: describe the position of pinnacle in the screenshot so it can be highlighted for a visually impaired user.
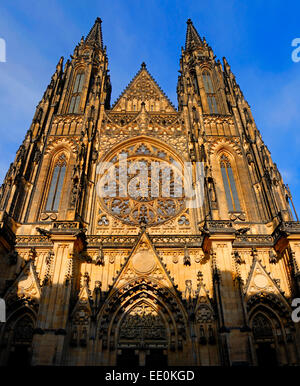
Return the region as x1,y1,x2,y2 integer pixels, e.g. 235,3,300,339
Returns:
185,19,203,51
141,62,146,69
85,17,103,48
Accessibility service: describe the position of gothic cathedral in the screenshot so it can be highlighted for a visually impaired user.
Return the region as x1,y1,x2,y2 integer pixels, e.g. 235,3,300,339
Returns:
0,18,300,367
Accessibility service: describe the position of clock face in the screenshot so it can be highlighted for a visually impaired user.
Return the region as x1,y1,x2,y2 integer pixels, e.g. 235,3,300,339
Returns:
97,141,186,227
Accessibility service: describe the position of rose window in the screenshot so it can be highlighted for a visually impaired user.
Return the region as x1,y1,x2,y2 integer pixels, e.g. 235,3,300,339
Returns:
97,142,185,226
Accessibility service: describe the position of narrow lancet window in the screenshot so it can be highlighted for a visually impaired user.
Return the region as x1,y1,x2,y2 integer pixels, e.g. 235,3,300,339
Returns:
46,154,66,211
68,72,85,114
220,154,241,212
202,71,218,114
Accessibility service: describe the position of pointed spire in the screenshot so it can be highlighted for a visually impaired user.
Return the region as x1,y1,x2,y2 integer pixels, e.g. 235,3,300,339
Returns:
85,17,103,48
185,19,203,51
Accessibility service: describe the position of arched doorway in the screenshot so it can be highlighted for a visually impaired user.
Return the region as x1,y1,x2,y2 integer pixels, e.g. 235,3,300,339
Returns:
6,314,35,366
251,313,277,366
98,277,188,366
116,302,168,367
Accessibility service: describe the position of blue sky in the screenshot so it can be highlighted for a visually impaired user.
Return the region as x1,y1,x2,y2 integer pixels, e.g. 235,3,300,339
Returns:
0,0,299,215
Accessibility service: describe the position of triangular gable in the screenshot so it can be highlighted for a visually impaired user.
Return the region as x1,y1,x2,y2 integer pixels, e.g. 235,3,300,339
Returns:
195,282,212,308
71,279,92,319
244,257,289,307
111,230,177,292
4,261,41,302
111,64,176,112
193,281,215,323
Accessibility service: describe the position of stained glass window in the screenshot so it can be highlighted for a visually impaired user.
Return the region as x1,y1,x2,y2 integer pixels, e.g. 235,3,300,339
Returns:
98,142,185,226
202,71,218,114
46,154,66,211
68,72,85,114
220,154,241,212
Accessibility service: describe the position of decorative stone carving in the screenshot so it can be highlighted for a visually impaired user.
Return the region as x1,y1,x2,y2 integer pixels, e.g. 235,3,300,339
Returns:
131,243,156,274
196,304,214,323
97,141,186,226
95,243,105,266
184,280,194,300
253,274,268,289
119,303,166,340
183,245,191,266
269,249,278,264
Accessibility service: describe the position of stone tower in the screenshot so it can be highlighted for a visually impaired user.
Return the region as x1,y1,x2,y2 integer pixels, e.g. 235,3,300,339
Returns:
0,18,300,366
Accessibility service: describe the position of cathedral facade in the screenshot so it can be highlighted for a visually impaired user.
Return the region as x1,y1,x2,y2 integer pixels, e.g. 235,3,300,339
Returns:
0,18,300,366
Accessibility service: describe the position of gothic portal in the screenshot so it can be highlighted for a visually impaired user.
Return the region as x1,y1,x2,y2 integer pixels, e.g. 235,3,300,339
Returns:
0,18,300,366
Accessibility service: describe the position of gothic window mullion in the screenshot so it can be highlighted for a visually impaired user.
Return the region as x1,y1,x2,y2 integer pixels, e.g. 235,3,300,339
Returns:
46,166,59,211
69,96,76,114
227,166,241,211
50,166,61,210
52,164,66,211
202,71,219,114
68,72,85,114
220,155,241,213
99,143,185,226
45,155,67,212
221,166,234,212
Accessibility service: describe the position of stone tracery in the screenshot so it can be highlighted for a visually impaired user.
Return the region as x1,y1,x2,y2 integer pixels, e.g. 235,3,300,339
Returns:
0,16,299,367
97,141,186,226
119,303,166,341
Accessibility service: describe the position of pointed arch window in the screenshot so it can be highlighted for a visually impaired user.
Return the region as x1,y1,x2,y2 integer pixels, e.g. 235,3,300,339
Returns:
45,154,66,211
68,71,85,114
252,314,273,340
13,315,34,344
202,71,218,114
220,154,241,212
